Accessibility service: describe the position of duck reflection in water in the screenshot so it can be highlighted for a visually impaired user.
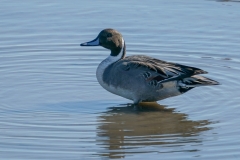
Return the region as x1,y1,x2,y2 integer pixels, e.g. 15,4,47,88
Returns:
96,102,211,159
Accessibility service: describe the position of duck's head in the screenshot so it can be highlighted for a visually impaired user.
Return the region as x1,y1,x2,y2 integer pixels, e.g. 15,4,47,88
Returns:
80,28,126,57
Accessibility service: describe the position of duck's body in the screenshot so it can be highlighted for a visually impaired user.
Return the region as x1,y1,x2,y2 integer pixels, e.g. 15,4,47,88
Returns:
81,29,219,104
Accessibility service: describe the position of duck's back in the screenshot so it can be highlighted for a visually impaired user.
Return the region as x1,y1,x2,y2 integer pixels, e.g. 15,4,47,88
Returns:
100,55,219,103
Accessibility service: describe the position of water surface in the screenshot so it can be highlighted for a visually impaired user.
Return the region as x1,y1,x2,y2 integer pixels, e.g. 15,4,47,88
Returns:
0,0,240,159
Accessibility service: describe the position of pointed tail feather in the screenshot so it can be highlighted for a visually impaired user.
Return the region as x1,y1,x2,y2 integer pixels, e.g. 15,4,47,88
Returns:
179,75,220,88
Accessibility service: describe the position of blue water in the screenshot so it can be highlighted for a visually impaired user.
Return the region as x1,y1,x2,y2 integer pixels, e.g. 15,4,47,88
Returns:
0,0,240,159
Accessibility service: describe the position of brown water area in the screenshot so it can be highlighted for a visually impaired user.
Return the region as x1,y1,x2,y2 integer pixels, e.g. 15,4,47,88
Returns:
97,103,211,158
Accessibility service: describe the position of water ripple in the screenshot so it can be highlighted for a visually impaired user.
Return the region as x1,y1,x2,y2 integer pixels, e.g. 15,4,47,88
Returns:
1,0,240,159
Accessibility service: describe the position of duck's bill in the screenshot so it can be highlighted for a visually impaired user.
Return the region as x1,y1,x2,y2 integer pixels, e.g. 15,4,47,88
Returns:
80,37,99,46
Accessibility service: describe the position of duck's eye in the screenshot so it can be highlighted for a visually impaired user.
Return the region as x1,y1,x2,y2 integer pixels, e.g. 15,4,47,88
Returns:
107,33,112,37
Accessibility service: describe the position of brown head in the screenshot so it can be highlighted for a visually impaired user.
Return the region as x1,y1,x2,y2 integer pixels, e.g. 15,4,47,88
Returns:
80,28,126,57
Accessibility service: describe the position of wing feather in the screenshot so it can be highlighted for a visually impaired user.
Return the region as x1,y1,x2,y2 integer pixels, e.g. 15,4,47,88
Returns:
119,55,207,83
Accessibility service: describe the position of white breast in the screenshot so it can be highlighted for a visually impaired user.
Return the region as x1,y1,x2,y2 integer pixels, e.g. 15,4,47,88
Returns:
96,57,135,100
96,39,135,101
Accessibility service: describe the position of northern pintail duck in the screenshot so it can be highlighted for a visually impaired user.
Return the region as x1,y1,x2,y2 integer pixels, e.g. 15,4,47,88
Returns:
80,29,219,104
